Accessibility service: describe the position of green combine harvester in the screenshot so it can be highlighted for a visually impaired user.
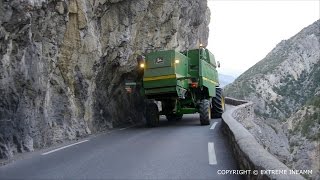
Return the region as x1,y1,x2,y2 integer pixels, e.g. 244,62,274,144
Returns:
128,46,225,127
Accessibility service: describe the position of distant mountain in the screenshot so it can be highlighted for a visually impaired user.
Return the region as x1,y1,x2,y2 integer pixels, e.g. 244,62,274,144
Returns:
225,20,320,179
218,73,235,87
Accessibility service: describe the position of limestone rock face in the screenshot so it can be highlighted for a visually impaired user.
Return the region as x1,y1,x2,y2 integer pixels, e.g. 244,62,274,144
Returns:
0,0,210,159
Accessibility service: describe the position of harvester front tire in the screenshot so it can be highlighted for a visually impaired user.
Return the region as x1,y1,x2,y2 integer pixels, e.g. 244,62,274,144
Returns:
146,102,159,127
211,88,225,118
199,99,211,125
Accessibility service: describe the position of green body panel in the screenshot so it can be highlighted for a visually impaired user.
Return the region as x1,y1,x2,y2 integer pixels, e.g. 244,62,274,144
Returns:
145,87,176,95
144,78,176,89
205,49,218,67
144,67,174,77
184,49,200,78
202,49,219,97
182,49,219,97
200,60,218,97
143,50,189,98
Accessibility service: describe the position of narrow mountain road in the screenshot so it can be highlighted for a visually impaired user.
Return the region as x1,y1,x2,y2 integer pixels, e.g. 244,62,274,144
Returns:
0,109,242,180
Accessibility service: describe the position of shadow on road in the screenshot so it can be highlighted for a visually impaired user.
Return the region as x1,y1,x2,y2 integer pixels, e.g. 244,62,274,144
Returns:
133,114,221,129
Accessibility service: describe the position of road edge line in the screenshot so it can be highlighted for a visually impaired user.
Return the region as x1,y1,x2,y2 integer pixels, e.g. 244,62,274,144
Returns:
210,122,218,130
42,140,89,155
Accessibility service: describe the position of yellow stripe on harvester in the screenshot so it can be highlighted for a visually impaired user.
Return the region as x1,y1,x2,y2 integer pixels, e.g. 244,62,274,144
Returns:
143,74,176,81
203,77,219,85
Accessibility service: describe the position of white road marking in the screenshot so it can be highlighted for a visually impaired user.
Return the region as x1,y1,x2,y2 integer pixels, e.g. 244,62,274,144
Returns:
42,140,89,155
208,142,217,165
210,122,218,130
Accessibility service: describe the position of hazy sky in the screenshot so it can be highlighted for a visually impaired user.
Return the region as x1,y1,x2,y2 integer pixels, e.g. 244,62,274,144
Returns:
207,0,320,77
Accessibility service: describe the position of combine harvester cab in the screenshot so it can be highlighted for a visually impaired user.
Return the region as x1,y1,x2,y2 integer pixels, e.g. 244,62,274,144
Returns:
137,48,225,127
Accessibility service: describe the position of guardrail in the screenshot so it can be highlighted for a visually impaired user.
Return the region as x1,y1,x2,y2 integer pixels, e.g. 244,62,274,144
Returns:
222,97,304,180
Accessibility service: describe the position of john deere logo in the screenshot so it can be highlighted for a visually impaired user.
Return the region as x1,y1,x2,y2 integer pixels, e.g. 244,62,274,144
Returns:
155,57,164,64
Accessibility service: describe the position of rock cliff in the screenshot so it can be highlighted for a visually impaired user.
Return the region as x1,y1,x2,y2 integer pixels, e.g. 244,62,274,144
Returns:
225,20,320,179
0,0,210,159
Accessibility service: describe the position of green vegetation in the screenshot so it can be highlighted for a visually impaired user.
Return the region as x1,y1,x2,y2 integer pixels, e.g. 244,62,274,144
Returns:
292,107,320,141
307,96,320,108
301,173,311,179
301,112,317,137
254,109,269,119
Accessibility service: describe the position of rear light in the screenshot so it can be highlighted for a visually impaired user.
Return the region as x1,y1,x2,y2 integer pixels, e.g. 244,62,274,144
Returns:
191,82,198,88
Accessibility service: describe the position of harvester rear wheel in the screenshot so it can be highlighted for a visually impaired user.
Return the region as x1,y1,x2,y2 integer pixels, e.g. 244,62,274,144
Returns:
146,102,159,127
199,99,211,125
211,88,225,118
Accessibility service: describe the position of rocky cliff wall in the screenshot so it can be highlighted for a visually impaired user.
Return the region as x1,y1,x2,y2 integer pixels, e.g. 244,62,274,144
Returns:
0,0,210,159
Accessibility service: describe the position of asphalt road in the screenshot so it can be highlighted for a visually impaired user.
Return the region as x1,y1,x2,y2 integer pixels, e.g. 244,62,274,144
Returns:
0,113,242,180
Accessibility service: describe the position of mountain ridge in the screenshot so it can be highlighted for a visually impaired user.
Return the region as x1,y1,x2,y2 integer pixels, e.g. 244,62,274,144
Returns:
225,19,320,179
